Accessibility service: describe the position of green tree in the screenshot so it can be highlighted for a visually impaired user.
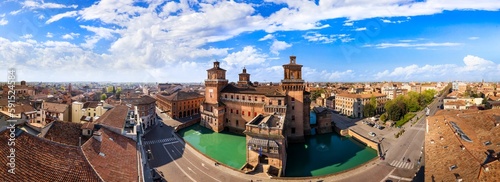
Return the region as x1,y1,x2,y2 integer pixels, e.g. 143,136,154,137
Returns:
116,90,122,100
101,94,107,101
112,86,116,94
380,113,387,122
363,103,376,117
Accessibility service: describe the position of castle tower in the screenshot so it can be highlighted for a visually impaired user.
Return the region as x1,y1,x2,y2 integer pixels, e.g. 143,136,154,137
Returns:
237,67,251,87
281,56,308,142
200,61,228,132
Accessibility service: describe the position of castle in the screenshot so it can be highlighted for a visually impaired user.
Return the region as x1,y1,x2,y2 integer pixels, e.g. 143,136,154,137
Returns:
200,56,311,176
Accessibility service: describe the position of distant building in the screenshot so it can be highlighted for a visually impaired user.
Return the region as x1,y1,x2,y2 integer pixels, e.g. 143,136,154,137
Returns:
40,102,70,123
156,91,204,119
1,80,35,98
335,93,387,118
325,96,335,109
121,95,157,131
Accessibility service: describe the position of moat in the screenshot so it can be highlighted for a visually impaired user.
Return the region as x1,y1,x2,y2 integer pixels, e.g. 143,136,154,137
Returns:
178,123,377,177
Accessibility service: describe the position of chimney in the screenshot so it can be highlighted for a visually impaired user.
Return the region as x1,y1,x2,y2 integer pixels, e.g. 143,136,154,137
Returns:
93,131,102,142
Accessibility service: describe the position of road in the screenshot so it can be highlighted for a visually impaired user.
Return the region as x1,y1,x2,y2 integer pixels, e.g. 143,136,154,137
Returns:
144,107,250,182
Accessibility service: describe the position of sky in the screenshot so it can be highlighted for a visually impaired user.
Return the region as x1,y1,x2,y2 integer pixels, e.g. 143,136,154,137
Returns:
1,0,500,83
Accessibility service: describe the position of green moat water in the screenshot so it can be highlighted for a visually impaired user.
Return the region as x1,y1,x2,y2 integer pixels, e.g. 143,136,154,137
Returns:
178,124,247,169
179,124,377,177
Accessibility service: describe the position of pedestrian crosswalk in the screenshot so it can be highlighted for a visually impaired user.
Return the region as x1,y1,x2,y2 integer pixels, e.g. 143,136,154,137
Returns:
144,138,177,145
390,160,414,169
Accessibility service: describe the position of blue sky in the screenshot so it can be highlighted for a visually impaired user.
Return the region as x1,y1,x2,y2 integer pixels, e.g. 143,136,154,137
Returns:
1,0,500,83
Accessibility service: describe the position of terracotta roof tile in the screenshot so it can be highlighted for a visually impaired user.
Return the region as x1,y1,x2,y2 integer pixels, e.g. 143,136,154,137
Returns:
94,105,129,130
425,109,500,182
221,84,285,96
82,128,139,182
43,102,68,113
157,91,204,101
44,121,90,146
0,130,101,181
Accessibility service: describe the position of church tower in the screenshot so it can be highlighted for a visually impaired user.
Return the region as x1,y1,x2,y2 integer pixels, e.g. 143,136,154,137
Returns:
281,56,308,142
200,61,228,132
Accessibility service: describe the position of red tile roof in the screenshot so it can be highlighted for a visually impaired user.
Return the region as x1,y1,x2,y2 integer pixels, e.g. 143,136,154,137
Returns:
44,121,90,146
43,102,68,113
0,130,101,181
94,105,129,130
82,128,139,182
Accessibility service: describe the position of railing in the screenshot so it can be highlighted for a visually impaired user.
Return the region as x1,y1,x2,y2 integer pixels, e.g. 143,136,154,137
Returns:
264,105,287,113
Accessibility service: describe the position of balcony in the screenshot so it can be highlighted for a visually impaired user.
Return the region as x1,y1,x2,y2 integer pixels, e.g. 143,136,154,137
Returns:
264,104,287,113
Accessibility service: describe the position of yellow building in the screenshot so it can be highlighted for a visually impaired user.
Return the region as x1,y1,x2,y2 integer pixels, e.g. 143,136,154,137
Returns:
335,93,387,118
71,101,107,123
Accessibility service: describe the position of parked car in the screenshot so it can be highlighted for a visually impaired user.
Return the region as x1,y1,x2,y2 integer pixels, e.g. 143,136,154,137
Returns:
369,132,376,137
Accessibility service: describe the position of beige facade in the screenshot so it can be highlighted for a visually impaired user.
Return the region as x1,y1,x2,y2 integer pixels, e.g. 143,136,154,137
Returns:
335,93,387,118
71,101,106,123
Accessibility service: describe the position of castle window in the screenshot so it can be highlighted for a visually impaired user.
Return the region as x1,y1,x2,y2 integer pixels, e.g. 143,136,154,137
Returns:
292,106,294,110
292,115,295,120
278,100,282,106
254,97,257,101
236,120,239,126
237,95,239,100
225,94,227,99
236,110,239,114
231,95,233,99
248,112,250,116
242,111,244,115
291,97,295,101
262,97,265,102
291,127,296,134
231,109,233,114
254,112,257,117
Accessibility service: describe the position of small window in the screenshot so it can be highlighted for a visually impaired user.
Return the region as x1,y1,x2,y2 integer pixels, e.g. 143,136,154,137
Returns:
236,120,239,126
291,127,296,134
254,112,257,117
292,115,295,120
248,112,250,116
225,94,227,98
278,100,282,105
254,97,257,101
231,95,234,99
243,96,245,100
291,97,295,101
231,109,233,113
236,110,239,114
292,106,295,110
242,111,245,115
237,96,239,100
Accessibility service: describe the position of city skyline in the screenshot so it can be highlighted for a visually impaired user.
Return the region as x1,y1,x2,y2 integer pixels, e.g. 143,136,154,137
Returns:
1,0,500,82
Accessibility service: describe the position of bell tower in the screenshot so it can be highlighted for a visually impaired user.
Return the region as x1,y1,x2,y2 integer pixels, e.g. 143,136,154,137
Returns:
204,61,228,104
201,61,228,132
281,55,307,142
237,67,251,87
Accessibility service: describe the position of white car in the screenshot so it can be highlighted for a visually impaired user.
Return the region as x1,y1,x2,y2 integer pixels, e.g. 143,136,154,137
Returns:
369,132,376,137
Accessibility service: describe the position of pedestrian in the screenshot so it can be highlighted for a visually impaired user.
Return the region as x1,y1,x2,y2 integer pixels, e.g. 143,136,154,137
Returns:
402,157,405,161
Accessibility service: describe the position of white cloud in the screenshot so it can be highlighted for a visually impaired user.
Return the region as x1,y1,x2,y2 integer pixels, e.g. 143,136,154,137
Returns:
61,33,80,40
374,55,500,81
46,32,53,38
222,46,268,66
303,32,353,43
22,1,78,10
0,14,7,26
46,11,78,24
343,22,353,26
270,40,292,55
364,42,462,49
354,27,367,31
381,17,410,24
468,36,480,40
259,34,274,41
38,14,45,20
21,34,33,39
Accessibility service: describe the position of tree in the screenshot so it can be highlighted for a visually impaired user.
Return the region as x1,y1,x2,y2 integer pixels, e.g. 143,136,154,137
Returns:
101,94,107,101
380,113,387,122
116,90,122,100
363,103,376,118
112,86,116,94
